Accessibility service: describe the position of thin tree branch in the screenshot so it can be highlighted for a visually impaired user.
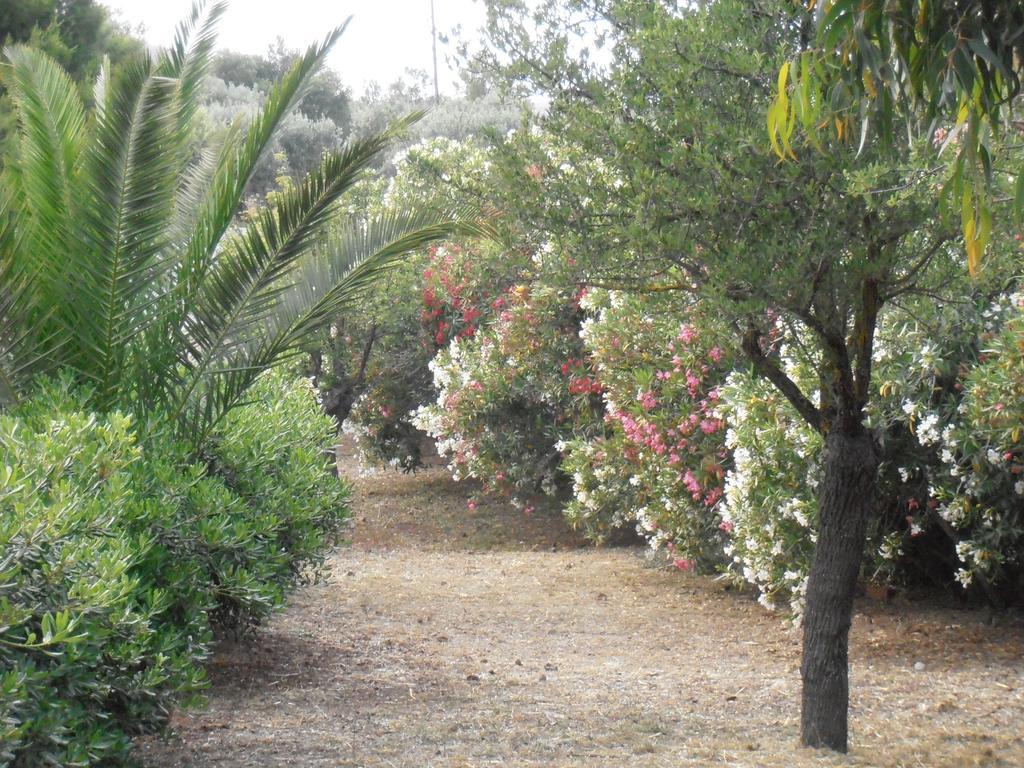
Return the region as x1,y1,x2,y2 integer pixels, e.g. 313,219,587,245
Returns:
741,325,823,433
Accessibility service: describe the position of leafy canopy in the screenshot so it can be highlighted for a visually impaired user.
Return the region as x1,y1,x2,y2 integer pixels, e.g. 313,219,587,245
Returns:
768,1,1024,272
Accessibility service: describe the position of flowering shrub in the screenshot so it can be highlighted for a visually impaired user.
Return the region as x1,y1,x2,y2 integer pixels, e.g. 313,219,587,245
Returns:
562,290,731,568
331,134,539,471
415,282,600,506
719,359,822,613
918,291,1024,598
341,236,533,471
716,284,1024,613
344,368,430,472
420,240,519,348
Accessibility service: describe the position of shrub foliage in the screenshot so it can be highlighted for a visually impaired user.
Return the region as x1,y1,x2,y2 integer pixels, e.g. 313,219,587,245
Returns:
0,372,347,765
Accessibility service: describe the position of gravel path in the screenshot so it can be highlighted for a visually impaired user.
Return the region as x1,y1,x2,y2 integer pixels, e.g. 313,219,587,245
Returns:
135,467,1024,767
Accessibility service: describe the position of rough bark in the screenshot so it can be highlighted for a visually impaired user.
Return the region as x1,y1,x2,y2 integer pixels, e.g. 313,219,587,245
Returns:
800,427,877,751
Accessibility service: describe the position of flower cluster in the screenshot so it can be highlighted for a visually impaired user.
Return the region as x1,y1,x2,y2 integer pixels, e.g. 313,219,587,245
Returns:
923,292,1024,592
414,280,602,507
562,290,731,567
719,358,821,614
420,243,492,348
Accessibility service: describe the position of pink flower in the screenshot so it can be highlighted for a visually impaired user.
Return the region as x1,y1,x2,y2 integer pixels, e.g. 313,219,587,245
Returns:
677,324,696,343
640,391,657,410
683,469,702,499
467,500,477,510
709,346,723,363
673,558,695,571
718,520,734,534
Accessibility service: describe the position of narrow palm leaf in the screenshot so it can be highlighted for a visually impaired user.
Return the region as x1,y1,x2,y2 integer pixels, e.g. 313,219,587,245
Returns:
168,115,421,431
72,58,182,406
179,203,486,445
1,45,86,359
175,20,350,297
161,1,227,162
0,200,53,406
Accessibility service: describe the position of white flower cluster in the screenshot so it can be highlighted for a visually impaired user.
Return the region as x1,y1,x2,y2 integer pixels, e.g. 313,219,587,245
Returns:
719,368,822,616
916,411,941,446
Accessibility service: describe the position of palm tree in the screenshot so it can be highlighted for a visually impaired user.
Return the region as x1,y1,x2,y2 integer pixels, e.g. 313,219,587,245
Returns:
0,1,477,450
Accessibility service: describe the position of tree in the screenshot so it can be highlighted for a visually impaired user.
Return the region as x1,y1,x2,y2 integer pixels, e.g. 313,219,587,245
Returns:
0,1,476,452
0,0,143,82
472,0,969,752
213,43,352,129
0,0,144,151
769,1,1024,270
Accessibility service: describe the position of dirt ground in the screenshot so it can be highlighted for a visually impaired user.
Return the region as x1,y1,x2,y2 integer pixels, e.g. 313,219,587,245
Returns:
135,464,1024,768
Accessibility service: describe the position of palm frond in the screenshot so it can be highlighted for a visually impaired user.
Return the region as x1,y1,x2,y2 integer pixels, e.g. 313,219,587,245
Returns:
280,204,490,339
166,116,420,432
178,202,487,445
0,199,53,406
161,1,227,158
1,45,86,338
175,19,351,295
71,57,182,406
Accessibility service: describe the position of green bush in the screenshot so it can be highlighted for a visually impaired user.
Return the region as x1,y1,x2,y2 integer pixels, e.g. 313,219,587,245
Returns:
0,372,348,765
209,371,350,628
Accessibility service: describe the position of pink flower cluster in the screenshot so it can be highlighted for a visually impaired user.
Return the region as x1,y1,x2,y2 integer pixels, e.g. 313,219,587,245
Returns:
595,315,730,513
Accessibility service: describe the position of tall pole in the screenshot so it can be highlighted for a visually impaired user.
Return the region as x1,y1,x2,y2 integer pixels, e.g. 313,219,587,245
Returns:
430,0,440,104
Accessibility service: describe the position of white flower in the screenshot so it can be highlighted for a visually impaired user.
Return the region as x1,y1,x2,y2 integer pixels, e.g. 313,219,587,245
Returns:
757,593,777,611
916,412,941,446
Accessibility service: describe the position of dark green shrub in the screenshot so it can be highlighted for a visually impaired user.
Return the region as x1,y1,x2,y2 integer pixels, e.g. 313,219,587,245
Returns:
205,371,350,630
0,372,348,765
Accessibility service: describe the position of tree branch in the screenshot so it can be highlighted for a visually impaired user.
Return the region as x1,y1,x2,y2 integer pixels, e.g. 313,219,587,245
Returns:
741,325,823,433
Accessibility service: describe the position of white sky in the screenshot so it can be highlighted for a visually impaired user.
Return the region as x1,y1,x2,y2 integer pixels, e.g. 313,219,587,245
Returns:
101,0,487,95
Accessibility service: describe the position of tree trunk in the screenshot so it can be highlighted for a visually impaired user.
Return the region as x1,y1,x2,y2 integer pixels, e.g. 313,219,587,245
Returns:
800,427,877,752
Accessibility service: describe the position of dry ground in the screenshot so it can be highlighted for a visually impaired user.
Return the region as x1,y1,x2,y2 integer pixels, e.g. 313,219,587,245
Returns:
135,464,1024,768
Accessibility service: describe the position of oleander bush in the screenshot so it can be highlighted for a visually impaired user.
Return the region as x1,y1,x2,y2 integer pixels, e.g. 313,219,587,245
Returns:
912,291,1024,601
717,282,1024,613
0,372,347,765
340,238,521,472
334,136,531,471
415,280,601,508
563,289,732,568
412,262,1024,616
